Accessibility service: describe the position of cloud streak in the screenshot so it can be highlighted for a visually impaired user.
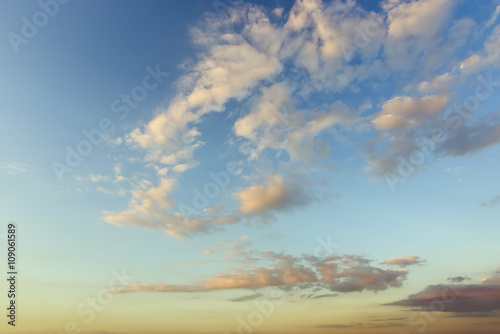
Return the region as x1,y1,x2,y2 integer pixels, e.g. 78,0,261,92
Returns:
110,251,412,295
380,255,426,267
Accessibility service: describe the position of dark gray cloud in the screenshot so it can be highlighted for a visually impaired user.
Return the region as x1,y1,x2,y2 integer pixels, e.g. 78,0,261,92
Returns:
311,293,338,299
439,116,500,157
448,276,471,283
390,282,500,312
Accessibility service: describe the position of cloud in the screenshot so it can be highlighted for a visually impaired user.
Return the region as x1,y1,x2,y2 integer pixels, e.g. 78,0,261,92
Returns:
282,0,386,91
390,270,500,312
484,5,500,30
126,4,283,172
114,0,387,177
362,19,500,179
372,93,449,130
481,270,500,285
460,25,500,73
234,82,356,162
101,0,500,236
102,178,240,238
438,113,500,157
105,0,374,236
317,321,403,328
0,162,32,175
480,194,500,208
380,255,426,267
311,293,338,299
110,251,409,295
417,72,459,94
227,293,263,302
383,0,461,72
327,266,407,293
448,276,471,283
234,174,312,216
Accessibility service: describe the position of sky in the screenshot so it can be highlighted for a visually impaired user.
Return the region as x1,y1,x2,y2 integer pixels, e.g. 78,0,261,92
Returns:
0,0,500,333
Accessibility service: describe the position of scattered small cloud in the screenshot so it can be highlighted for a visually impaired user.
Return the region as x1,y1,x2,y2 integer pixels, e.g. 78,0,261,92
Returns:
380,255,426,267
448,276,471,283
1,162,32,175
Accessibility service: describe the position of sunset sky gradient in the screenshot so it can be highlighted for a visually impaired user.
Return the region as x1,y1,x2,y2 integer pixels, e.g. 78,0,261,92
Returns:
0,0,500,333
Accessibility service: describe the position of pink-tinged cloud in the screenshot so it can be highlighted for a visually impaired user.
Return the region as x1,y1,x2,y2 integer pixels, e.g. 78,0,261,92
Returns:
380,255,426,267
390,270,500,312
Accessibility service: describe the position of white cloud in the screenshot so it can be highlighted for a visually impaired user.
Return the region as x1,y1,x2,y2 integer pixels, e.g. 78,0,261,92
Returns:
126,15,282,172
234,82,355,161
484,4,500,30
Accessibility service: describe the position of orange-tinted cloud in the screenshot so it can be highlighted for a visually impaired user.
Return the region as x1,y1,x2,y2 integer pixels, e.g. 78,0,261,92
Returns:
111,251,410,295
380,255,426,267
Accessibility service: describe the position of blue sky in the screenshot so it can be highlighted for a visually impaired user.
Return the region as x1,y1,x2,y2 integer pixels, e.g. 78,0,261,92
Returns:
1,0,500,333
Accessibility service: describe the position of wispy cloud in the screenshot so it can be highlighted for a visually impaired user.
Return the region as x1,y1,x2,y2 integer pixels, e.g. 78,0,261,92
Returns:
227,293,263,302
98,0,500,239
1,162,32,175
